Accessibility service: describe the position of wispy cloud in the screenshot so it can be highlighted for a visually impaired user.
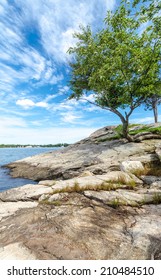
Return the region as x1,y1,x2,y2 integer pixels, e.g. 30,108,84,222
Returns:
1,0,129,144
0,0,116,95
19,0,116,61
60,111,82,124
0,116,27,128
16,99,49,109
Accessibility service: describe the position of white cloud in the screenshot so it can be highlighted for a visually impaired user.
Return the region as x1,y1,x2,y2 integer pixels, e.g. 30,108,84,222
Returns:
16,99,49,109
60,112,82,124
0,0,116,106
36,101,48,108
16,99,35,109
13,0,116,62
0,0,119,144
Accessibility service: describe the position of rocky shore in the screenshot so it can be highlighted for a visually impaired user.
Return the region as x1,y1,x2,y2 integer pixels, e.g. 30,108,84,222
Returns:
0,123,161,259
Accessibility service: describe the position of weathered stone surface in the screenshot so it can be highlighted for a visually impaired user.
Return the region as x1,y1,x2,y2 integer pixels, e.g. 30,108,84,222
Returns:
155,144,161,162
0,242,36,260
38,180,56,186
151,181,161,188
131,154,159,165
120,161,144,174
1,194,161,260
45,171,142,194
1,124,161,260
0,201,38,221
78,171,94,177
5,124,161,181
0,184,52,202
141,176,161,185
48,193,69,203
84,189,161,206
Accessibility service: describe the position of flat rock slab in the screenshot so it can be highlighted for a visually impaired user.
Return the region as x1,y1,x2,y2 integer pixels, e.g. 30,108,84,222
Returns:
48,171,142,192
0,195,161,260
0,243,36,260
84,189,161,206
0,184,53,202
0,201,38,221
5,127,161,181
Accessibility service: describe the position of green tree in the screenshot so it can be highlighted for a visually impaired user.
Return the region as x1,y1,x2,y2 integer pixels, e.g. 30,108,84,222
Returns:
144,84,161,123
68,2,160,141
133,0,161,123
133,0,161,18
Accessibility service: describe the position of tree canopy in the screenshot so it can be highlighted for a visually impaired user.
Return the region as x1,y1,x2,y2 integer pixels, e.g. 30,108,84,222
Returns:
68,1,161,140
132,0,161,122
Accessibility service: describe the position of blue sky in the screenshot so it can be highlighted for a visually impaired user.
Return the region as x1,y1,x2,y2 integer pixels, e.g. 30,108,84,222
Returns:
0,0,160,144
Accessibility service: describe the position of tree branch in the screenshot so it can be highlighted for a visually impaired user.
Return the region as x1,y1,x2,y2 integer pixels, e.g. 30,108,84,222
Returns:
80,97,126,123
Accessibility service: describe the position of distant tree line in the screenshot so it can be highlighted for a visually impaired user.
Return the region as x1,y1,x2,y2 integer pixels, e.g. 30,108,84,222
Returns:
0,143,69,148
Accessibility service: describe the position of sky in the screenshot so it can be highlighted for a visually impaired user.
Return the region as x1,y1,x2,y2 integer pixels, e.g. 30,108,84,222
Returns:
0,0,160,144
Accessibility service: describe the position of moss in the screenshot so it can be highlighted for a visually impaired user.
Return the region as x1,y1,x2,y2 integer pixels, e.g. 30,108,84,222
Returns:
149,127,161,135
115,124,123,136
108,198,121,208
95,124,161,143
107,174,136,188
108,135,121,141
129,123,142,128
39,199,62,206
129,125,161,136
97,135,121,142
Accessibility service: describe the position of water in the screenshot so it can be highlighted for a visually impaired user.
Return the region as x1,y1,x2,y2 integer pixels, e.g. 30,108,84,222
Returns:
0,147,58,192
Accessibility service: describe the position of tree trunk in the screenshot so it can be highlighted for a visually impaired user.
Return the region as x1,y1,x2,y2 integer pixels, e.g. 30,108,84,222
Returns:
152,102,158,123
152,95,158,123
122,119,133,142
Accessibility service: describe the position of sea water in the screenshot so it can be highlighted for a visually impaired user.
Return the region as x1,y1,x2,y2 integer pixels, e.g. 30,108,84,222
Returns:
0,147,58,192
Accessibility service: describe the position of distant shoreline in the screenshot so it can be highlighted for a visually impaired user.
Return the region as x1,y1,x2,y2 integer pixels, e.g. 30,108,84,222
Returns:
0,144,69,148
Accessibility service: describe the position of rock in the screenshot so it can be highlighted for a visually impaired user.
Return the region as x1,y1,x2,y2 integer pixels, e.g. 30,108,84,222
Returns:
1,123,161,260
48,193,69,203
1,195,161,259
141,176,161,185
84,189,161,206
0,243,36,260
78,171,94,177
38,180,56,186
89,125,116,138
0,201,38,221
155,144,161,162
120,161,145,175
48,171,142,194
129,151,159,166
5,124,161,181
0,184,52,202
38,194,50,202
151,181,161,189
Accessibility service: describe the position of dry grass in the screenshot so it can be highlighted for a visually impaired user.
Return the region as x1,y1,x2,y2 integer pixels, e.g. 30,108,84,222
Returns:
131,168,148,177
145,166,161,177
50,177,136,196
107,174,136,188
